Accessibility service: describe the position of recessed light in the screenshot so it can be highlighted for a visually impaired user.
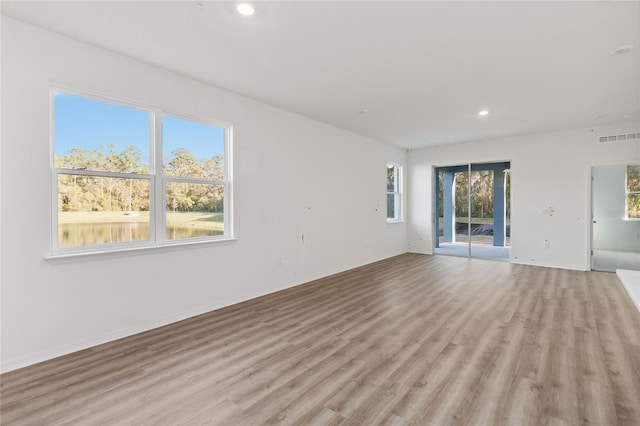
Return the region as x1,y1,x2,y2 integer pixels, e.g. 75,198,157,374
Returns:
357,109,368,115
610,45,634,55
478,110,489,116
622,112,637,119
236,2,255,16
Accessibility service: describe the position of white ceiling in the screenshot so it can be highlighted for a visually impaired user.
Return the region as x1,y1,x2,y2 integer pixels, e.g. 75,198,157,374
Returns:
2,1,640,149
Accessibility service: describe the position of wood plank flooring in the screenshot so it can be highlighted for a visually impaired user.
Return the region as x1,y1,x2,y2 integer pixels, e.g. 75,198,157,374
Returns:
2,253,640,425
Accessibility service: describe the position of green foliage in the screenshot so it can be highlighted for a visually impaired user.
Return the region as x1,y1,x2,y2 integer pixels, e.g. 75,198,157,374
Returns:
438,169,511,219
163,149,224,213
628,165,640,219
627,165,640,192
628,194,640,219
56,145,224,214
56,144,150,213
454,172,469,217
387,165,396,191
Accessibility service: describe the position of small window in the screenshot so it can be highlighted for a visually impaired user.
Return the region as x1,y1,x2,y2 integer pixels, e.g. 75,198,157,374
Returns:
387,163,402,222
52,90,232,255
626,164,640,220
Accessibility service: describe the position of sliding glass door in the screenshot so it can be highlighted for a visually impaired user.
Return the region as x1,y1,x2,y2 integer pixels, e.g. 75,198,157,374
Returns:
434,162,510,260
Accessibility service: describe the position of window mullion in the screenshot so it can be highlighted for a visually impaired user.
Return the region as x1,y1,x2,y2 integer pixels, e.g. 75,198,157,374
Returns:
164,176,225,185
53,168,152,180
51,169,59,251
154,112,165,243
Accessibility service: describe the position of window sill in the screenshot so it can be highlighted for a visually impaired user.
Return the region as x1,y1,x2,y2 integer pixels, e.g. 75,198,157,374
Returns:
386,219,404,224
46,237,238,264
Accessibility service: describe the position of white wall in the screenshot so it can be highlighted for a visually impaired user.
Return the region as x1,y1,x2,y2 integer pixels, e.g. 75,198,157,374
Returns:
408,124,640,270
0,17,407,372
593,165,640,252
617,270,640,312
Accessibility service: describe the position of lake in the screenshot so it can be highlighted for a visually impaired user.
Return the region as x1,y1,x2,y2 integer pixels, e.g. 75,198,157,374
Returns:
59,222,222,247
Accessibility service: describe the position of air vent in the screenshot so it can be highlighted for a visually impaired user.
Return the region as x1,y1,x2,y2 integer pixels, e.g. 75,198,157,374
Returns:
599,132,638,143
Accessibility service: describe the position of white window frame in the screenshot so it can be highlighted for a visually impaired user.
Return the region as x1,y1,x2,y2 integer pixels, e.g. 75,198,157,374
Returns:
625,164,640,220
387,162,403,223
49,87,234,257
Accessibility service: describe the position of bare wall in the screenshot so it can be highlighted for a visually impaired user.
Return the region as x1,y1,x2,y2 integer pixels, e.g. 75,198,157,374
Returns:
0,17,407,372
408,124,640,270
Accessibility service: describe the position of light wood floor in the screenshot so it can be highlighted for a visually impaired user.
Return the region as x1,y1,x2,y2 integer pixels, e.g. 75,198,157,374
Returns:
2,254,640,425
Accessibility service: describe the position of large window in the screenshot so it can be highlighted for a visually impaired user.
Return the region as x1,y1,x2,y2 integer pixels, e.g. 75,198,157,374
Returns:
52,90,232,255
626,164,640,220
386,163,403,222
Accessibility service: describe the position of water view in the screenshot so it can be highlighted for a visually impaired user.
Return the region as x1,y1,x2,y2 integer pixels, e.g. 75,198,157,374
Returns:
58,211,224,247
58,222,223,247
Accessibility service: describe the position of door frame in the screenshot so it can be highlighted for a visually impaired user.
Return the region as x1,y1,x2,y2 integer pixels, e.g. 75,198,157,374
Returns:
432,160,512,259
588,161,638,271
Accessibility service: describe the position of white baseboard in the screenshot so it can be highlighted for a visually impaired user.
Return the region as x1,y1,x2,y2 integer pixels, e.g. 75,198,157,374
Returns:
617,269,640,313
510,259,588,271
0,300,230,374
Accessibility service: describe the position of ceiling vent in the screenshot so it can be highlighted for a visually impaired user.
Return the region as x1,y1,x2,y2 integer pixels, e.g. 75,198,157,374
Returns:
598,133,638,143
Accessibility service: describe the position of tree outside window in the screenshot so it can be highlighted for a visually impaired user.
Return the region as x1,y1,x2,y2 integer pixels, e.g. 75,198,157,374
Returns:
626,164,640,220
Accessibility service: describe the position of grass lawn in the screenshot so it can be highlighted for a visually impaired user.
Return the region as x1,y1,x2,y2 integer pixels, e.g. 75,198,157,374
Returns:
59,211,223,231
166,211,223,231
58,211,150,224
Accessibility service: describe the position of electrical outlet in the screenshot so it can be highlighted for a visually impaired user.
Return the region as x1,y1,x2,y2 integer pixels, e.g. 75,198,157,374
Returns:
544,240,550,249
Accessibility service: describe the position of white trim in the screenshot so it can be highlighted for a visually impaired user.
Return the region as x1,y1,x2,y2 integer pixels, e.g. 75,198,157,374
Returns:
617,269,640,313
467,163,471,258
50,83,234,129
432,161,513,260
226,126,234,239
54,169,153,179
46,237,238,262
588,162,640,270
51,84,156,117
163,176,226,185
0,285,238,373
587,164,594,270
152,111,161,245
49,89,57,252
511,259,588,271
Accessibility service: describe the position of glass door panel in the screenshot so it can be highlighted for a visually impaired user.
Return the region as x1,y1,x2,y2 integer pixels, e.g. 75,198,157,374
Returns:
505,170,511,247
437,169,445,248
470,170,494,258
434,162,510,260
452,168,470,257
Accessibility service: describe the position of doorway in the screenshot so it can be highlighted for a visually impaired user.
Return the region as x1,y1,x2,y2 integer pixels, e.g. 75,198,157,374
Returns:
434,162,511,260
591,164,640,271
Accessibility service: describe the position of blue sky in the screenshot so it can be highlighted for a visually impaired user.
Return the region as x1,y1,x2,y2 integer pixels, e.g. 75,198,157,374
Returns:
163,116,224,163
54,92,224,165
